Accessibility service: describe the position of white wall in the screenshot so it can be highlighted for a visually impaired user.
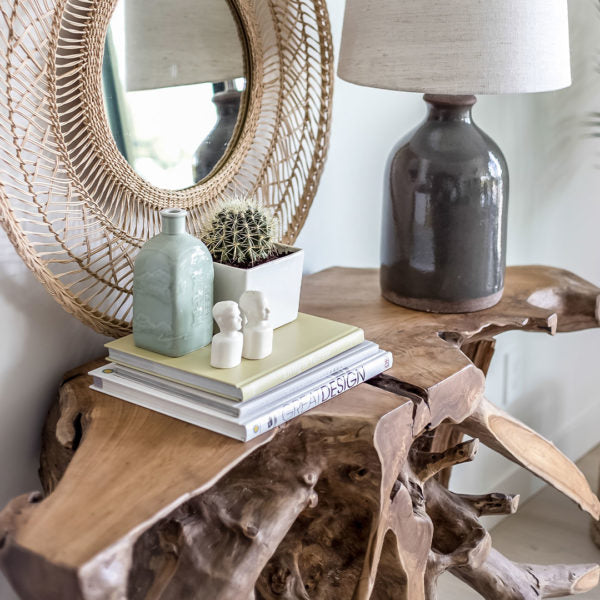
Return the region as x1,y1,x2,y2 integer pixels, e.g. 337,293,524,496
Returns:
299,0,600,504
0,231,109,507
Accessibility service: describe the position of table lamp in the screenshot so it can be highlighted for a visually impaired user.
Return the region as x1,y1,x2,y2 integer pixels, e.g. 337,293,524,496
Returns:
125,0,245,181
338,0,571,313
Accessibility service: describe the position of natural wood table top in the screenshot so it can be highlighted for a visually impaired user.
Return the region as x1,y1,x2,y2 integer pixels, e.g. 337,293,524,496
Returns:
1,266,599,600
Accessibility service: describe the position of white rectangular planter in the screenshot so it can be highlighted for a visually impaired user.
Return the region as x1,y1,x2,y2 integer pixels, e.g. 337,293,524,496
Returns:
213,244,304,329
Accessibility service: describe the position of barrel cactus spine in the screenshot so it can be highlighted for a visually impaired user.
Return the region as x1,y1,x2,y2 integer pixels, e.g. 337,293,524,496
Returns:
201,198,278,267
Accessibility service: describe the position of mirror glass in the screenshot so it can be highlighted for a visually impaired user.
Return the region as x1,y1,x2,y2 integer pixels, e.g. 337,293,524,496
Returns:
102,0,246,191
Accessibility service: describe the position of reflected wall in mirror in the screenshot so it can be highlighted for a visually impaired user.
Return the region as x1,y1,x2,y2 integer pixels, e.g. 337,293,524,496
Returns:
102,0,247,191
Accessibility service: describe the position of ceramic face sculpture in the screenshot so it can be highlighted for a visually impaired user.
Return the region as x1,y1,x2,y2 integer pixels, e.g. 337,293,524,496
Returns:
239,290,273,360
211,301,244,369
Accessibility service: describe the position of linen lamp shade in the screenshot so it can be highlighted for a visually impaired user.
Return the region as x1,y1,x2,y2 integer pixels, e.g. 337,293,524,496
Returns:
338,0,571,95
125,0,245,92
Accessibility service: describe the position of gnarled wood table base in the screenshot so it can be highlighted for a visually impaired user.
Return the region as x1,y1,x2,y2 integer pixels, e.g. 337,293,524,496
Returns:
1,266,600,599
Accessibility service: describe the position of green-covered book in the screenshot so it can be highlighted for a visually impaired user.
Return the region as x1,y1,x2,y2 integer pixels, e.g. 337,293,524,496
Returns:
106,313,364,401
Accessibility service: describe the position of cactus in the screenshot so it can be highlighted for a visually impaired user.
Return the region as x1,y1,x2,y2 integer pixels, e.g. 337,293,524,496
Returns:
201,198,278,267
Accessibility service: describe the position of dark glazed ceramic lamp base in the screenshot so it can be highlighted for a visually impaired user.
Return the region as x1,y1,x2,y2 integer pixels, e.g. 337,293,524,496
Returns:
193,87,242,183
380,94,509,313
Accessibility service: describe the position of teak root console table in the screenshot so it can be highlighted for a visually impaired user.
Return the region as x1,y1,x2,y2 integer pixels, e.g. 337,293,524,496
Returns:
1,266,600,600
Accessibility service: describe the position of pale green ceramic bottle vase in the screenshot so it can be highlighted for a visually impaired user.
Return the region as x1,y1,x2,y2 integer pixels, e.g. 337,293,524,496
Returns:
133,208,214,357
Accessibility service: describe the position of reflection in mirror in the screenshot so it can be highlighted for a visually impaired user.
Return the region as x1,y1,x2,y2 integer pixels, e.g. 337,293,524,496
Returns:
102,0,246,191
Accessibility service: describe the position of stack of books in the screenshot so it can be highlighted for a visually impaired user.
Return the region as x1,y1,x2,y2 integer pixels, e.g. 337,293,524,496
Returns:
90,313,393,441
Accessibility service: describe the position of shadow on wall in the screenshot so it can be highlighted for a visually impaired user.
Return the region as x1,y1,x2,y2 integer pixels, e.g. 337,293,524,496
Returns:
0,229,109,511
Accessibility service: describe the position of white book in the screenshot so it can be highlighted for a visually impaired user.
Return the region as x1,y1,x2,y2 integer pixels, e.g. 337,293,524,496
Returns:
110,341,381,419
89,350,393,442
105,313,364,401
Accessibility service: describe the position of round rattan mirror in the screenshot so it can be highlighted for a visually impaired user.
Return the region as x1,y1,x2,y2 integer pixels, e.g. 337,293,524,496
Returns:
0,0,333,337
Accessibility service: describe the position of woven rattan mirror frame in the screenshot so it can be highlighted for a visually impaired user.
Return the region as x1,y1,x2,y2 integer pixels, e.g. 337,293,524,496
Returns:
0,0,333,337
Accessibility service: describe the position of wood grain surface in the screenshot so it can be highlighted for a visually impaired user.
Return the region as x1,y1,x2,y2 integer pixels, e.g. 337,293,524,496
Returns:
1,265,599,599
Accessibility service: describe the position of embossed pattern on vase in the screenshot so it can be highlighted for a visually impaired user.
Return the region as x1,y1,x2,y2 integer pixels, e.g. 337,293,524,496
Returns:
133,210,214,357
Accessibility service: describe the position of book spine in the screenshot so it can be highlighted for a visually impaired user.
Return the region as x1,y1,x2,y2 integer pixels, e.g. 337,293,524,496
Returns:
243,352,392,441
240,329,365,400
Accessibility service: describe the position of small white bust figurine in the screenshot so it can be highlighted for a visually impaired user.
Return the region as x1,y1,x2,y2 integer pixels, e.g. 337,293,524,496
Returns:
239,290,273,360
211,301,243,369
